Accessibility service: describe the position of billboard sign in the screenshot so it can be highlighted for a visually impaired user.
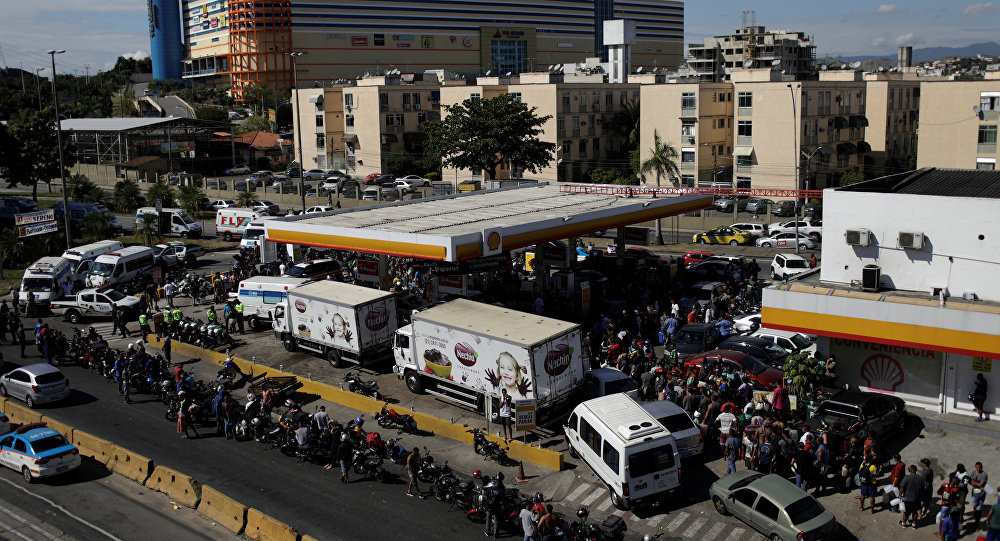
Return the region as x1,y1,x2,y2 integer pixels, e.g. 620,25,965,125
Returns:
18,221,58,238
15,210,55,226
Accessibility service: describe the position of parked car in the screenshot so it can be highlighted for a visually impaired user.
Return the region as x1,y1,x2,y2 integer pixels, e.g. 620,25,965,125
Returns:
744,198,775,214
718,336,790,369
363,172,383,185
361,187,379,201
685,260,734,282
225,164,251,175
733,313,761,334
209,199,237,211
270,175,293,189
0,364,71,408
692,227,751,246
771,200,796,217
285,167,301,178
802,390,907,452
730,223,767,239
305,206,336,214
397,174,431,187
767,218,822,238
0,197,39,226
393,180,416,194
205,179,228,191
709,472,838,541
684,349,784,390
770,253,810,280
678,281,725,319
803,201,823,218
302,169,326,181
251,200,279,215
324,170,350,181
756,232,818,250
0,424,82,482
673,323,723,356
281,259,342,280
714,197,748,212
751,328,818,356
683,250,715,267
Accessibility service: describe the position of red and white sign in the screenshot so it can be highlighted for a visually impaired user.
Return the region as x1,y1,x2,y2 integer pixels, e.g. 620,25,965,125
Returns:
352,36,368,46
438,274,466,296
357,259,380,283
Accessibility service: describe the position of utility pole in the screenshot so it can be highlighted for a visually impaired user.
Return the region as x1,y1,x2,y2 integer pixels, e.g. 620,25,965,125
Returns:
48,49,72,250
84,64,90,84
33,68,43,111
19,62,25,93
286,51,306,212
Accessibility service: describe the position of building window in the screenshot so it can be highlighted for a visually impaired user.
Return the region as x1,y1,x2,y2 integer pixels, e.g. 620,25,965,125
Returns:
511,92,521,103
491,39,528,75
737,120,753,137
620,91,627,105
385,114,404,128
470,93,481,101
562,140,571,155
315,114,323,127
606,92,613,106
345,94,354,108
982,94,1000,111
345,114,355,130
402,93,411,108
593,137,600,153
557,117,565,136
681,92,696,109
977,160,996,170
736,154,752,167
888,89,894,110
736,176,751,190
413,93,421,108
978,125,997,144
681,174,695,187
562,95,570,108
316,134,325,149
379,93,389,109
578,139,587,153
417,112,427,127
681,120,696,137
681,149,695,163
738,91,753,109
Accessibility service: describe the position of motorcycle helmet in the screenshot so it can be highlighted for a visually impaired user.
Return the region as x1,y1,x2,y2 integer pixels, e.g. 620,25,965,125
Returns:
356,417,364,427
127,343,135,351
643,535,654,541
136,339,144,346
472,469,482,479
576,506,589,518
178,390,187,397
495,472,504,482
533,492,544,504
340,433,350,442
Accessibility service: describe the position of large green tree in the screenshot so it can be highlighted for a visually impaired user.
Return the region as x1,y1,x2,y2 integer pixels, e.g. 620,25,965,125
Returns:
112,180,143,213
640,130,680,244
177,184,205,216
237,116,272,134
146,182,176,208
196,106,228,122
3,110,77,200
422,94,555,180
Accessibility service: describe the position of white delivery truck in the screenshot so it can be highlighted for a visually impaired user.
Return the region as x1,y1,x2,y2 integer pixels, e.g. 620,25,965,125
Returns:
216,208,267,242
273,281,399,368
61,240,125,284
19,257,73,308
393,299,587,423
237,276,311,331
135,207,202,238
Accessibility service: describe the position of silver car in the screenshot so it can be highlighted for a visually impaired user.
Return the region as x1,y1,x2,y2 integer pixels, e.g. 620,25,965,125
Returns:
0,364,71,408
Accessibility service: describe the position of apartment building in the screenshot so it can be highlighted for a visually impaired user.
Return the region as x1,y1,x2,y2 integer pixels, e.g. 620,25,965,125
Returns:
639,82,734,187
916,77,1000,171
686,23,816,83
862,72,920,176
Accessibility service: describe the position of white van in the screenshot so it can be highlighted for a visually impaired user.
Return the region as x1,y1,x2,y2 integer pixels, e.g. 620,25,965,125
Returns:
135,207,202,238
582,367,639,400
19,257,73,308
236,276,310,331
564,394,682,510
216,208,267,242
638,401,705,459
61,240,125,283
239,216,278,249
85,246,156,289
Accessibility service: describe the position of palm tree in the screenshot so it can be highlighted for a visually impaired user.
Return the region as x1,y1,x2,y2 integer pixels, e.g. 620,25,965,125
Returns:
237,189,259,208
112,179,142,213
640,130,680,244
177,184,205,216
135,213,162,247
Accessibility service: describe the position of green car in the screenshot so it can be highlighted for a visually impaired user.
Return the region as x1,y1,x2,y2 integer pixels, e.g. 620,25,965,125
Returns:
709,472,838,541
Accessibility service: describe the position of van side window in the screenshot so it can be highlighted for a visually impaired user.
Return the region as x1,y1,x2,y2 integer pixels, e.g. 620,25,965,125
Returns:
579,418,602,455
262,291,283,305
566,413,577,432
113,264,123,277
602,440,620,474
754,497,780,521
172,216,184,225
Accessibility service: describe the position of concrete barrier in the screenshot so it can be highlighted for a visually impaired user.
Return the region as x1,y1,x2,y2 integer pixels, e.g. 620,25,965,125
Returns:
39,415,74,442
106,445,153,484
245,508,298,541
3,401,44,426
145,465,202,508
197,485,247,535
71,429,115,464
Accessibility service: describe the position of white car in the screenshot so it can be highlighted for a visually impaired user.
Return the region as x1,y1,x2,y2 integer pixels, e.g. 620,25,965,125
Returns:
770,253,810,280
251,201,279,214
751,328,818,356
730,223,767,239
305,206,337,214
397,174,431,187
756,232,818,250
209,199,236,211
733,313,761,334
393,180,415,194
302,169,327,181
0,424,81,482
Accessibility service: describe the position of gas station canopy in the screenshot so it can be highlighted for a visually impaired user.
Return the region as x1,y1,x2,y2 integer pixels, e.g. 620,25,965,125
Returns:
264,183,713,262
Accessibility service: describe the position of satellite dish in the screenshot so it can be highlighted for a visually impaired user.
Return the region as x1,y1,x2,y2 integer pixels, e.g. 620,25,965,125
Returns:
878,66,886,72
974,105,982,114
485,70,492,76
636,66,644,73
851,61,862,69
548,65,554,70
363,71,370,77
771,59,781,66
820,64,828,71
840,64,848,70
743,59,754,68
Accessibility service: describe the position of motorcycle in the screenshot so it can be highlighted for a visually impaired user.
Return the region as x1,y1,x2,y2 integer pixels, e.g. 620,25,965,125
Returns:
567,506,628,541
344,372,382,401
467,427,509,464
374,401,417,432
383,438,408,466
351,450,386,482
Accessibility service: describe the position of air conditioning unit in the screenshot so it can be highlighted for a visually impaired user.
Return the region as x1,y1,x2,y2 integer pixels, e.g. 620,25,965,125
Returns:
845,228,871,246
862,264,881,292
403,104,411,111
897,231,924,249
413,103,421,110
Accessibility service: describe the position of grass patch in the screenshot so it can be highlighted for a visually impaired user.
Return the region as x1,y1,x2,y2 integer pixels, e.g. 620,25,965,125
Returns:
0,268,25,296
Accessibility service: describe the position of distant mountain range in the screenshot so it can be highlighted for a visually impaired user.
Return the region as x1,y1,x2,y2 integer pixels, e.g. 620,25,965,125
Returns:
826,42,1000,64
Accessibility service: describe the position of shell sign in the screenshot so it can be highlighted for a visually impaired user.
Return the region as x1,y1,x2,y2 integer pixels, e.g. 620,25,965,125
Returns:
482,227,503,256
829,338,941,399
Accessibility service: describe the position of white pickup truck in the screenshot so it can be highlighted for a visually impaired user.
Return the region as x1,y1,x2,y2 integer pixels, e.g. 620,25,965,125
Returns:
49,287,141,324
767,218,823,240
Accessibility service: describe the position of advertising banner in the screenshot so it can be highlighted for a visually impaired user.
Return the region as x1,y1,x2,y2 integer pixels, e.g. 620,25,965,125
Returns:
351,36,368,46
15,210,55,226
356,259,380,283
530,329,585,406
826,338,941,405
18,221,58,237
438,274,466,296
287,293,396,354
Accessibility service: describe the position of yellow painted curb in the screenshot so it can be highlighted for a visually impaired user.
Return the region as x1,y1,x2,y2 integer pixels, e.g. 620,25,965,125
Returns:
198,485,248,535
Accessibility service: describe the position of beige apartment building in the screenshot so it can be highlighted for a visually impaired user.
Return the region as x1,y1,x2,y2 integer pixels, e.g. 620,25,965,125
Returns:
916,77,1000,170
863,72,920,176
639,82,734,187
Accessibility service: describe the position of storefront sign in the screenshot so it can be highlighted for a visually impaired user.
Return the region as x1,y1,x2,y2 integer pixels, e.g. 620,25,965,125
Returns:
421,36,434,48
463,37,472,47
396,43,411,48
356,259,380,283
438,274,466,296
393,34,414,41
828,338,941,399
351,36,368,46
974,357,993,372
15,210,55,226
426,254,511,275
373,34,385,46
18,221,58,238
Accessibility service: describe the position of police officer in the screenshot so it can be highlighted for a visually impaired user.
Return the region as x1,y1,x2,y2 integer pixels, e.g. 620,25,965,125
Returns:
138,311,151,339
235,300,245,334
206,306,217,325
171,306,183,334
160,307,172,337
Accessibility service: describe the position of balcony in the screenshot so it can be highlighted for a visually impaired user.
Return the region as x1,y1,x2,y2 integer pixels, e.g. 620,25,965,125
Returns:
681,106,697,117
572,127,581,137
738,107,752,118
737,135,752,145
681,162,695,171
983,110,1000,121
736,164,753,173
681,135,695,145
978,142,997,154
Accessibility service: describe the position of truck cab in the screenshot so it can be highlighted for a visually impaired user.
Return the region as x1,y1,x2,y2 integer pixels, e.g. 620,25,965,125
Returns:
392,324,420,391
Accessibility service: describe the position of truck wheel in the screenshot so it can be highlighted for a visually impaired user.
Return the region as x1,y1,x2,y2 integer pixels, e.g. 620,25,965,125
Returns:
67,310,82,325
247,316,260,331
180,231,189,239
404,371,424,394
282,335,296,352
223,232,233,242
326,349,343,369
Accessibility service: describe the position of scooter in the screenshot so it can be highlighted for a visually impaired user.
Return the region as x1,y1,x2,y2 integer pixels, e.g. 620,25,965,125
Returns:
467,427,509,464
344,373,382,401
374,401,418,432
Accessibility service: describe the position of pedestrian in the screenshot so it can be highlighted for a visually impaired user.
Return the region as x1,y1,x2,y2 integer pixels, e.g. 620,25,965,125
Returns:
177,392,199,438
792,441,813,490
336,433,352,482
16,325,26,358
899,465,922,528
164,280,175,309
724,428,741,475
970,461,990,530
889,454,906,511
235,300,245,334
314,406,330,430
973,373,988,422
498,388,513,443
858,456,878,513
918,458,934,519
119,306,131,338
191,277,201,306
538,504,558,541
771,378,790,420
520,501,539,541
985,495,1000,541
406,447,424,498
122,366,132,404
941,508,961,541
163,334,172,364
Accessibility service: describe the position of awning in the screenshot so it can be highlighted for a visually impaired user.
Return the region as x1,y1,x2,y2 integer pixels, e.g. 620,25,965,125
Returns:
733,146,754,157
837,142,857,155
832,116,849,129
381,133,398,144
340,134,358,142
308,94,323,104
856,141,872,153
849,115,869,128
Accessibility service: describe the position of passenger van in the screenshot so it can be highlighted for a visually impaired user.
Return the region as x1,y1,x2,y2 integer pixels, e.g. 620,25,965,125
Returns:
638,401,704,459
216,208,267,242
239,217,278,249
85,246,155,289
236,276,310,331
135,207,202,238
564,394,682,510
19,257,73,308
582,367,638,400
61,240,125,283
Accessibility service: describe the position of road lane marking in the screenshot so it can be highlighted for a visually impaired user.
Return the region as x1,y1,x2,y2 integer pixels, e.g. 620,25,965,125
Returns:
0,516,37,541
682,516,708,538
666,510,689,531
594,496,613,512
579,488,604,507
703,521,726,540
0,477,123,541
0,502,59,540
724,526,746,541
646,515,660,527
565,484,589,502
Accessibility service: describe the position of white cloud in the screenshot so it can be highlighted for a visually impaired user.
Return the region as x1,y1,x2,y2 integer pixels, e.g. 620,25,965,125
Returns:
871,37,888,48
962,2,999,17
876,4,899,14
122,50,149,60
895,33,915,45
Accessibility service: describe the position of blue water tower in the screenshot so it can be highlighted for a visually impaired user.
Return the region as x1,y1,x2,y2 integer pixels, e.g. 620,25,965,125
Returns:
149,0,182,80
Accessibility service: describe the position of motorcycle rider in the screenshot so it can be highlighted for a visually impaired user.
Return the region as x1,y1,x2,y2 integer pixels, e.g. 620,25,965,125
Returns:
336,433,353,483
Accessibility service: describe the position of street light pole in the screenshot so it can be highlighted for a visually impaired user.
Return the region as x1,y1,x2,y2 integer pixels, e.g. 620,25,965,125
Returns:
49,49,72,250
787,83,801,254
33,68,44,112
286,51,306,212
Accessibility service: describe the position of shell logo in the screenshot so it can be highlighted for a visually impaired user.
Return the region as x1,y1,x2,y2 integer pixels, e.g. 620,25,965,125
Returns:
860,354,904,392
487,231,501,251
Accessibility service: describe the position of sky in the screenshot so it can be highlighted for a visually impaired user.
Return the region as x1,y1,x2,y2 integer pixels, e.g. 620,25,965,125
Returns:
2,0,1000,77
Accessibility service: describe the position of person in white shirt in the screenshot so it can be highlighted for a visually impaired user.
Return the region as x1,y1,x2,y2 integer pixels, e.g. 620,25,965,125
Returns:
314,405,330,430
279,262,287,275
164,280,175,308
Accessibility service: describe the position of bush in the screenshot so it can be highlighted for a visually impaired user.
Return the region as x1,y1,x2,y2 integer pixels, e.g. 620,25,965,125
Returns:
782,352,822,400
81,212,115,242
426,172,440,182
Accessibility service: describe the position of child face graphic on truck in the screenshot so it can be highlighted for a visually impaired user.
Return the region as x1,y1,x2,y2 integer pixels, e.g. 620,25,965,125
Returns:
486,352,531,397
332,313,346,338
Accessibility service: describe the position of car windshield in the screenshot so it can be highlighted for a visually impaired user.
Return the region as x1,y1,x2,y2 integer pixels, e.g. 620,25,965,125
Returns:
790,334,813,349
814,401,860,418
177,211,195,224
739,356,768,375
786,259,809,269
243,228,264,240
729,473,764,490
657,413,696,433
675,329,701,345
29,434,71,453
35,372,65,385
22,278,54,292
785,496,826,525
91,262,115,276
105,290,127,301
605,377,637,395
627,444,675,477
762,343,789,358
283,266,308,277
